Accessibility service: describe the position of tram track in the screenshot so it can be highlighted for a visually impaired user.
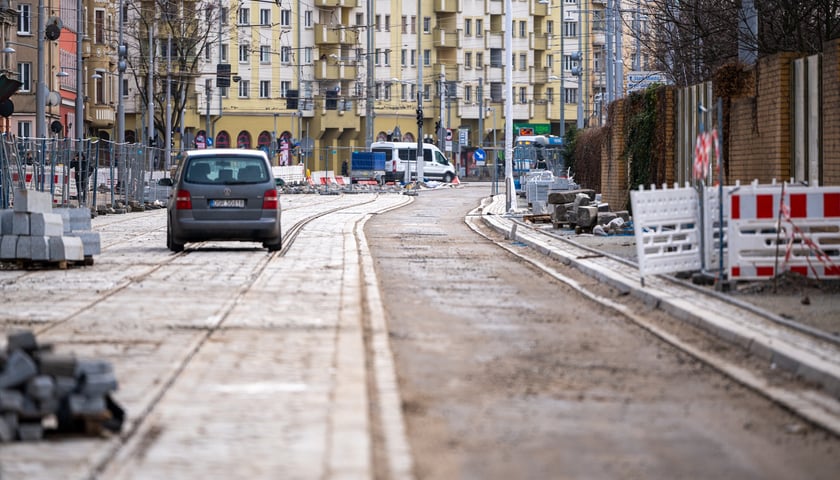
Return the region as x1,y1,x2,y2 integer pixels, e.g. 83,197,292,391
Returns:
85,194,386,477
466,197,840,437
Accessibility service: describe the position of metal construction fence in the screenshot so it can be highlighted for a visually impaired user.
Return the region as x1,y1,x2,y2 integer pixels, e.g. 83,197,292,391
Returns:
0,135,171,210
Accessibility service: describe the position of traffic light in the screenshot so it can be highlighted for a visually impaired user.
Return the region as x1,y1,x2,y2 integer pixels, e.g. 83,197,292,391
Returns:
416,108,423,127
118,44,127,73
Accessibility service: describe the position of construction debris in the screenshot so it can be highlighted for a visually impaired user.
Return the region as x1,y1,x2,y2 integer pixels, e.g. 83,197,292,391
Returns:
547,189,632,234
0,330,123,442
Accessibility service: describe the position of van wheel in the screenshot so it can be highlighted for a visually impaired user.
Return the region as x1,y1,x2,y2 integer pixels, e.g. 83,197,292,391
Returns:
443,172,454,183
167,221,184,252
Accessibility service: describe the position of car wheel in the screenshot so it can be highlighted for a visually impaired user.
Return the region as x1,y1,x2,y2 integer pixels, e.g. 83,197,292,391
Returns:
264,238,282,252
167,220,184,252
443,172,454,183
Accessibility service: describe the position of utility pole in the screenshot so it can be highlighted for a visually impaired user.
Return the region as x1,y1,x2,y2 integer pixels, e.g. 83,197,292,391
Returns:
477,78,483,151
414,1,424,183
165,37,172,171
35,0,46,140
559,0,565,137
504,0,514,211
147,22,155,171
365,0,374,148
74,0,83,145
438,72,445,153
117,0,125,145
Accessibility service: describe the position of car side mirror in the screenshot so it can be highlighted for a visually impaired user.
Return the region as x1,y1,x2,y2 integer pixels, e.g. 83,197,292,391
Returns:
158,178,173,187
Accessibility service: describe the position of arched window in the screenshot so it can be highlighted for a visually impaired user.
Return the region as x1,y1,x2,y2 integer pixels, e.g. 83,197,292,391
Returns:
402,132,415,143
237,130,252,149
216,131,231,148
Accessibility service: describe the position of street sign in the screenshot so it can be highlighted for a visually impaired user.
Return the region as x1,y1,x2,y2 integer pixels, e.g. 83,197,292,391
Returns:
445,128,453,141
474,148,486,166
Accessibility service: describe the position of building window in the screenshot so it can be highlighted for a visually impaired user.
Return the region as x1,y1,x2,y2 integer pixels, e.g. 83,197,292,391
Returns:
475,19,483,37
375,14,381,31
384,49,391,66
401,15,407,33
260,81,270,98
423,17,431,33
220,7,228,25
400,84,408,101
95,9,105,44
547,88,554,104
17,63,31,93
356,13,364,26
238,8,249,26
410,49,416,67
205,44,212,61
18,121,31,138
375,49,381,66
384,83,391,101
594,51,602,72
465,18,472,37
239,44,249,63
122,78,129,98
280,81,290,97
423,84,431,101
490,82,502,102
547,54,554,70
260,9,270,26
122,4,129,23
220,44,229,62
411,16,416,34
281,46,291,64
304,47,312,64
490,49,502,67
401,49,407,66
220,86,229,97
423,49,431,66
520,20,527,38
564,21,577,37
17,4,31,35
464,52,472,69
280,9,291,27
260,45,270,63
520,54,527,71
464,85,472,103
475,52,483,69
239,80,250,98
546,20,554,35
565,87,577,104
563,54,579,71
385,15,390,31
304,10,312,28
519,87,527,104
95,76,105,104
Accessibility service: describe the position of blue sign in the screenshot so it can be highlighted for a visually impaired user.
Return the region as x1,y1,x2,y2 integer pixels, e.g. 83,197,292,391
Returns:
474,148,486,166
206,138,213,147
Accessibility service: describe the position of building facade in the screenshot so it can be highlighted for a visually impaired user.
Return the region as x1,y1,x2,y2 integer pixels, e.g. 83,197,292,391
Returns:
7,0,630,174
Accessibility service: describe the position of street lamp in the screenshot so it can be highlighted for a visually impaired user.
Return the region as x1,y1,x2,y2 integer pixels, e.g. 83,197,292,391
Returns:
571,52,584,130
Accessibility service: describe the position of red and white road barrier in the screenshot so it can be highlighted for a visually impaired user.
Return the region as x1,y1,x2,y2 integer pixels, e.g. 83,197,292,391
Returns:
727,183,840,280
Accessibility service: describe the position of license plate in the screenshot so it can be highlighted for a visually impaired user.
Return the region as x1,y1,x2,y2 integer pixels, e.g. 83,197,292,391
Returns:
209,199,245,208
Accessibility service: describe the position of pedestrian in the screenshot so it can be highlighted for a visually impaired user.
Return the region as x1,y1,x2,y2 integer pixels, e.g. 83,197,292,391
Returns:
341,159,348,177
70,153,94,205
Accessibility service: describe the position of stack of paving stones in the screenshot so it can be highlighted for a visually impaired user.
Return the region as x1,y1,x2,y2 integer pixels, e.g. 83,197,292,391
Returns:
0,189,100,267
548,189,631,233
0,330,124,442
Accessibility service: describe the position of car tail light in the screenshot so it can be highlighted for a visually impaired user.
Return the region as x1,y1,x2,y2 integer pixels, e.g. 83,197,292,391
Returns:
175,189,192,210
262,189,279,210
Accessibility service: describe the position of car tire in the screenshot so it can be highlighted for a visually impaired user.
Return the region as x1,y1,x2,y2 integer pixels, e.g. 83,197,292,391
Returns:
167,220,185,252
264,237,282,252
443,172,454,183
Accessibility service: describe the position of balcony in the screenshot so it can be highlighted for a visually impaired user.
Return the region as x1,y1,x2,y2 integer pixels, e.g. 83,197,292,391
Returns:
89,105,115,128
487,0,503,15
433,63,459,82
433,27,460,48
532,68,550,84
434,0,457,13
310,102,358,134
532,2,547,16
314,23,355,46
316,0,358,7
530,33,548,51
313,60,357,81
485,31,503,50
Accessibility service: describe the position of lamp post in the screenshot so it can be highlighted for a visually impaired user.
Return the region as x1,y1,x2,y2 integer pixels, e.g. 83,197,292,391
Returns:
487,106,497,195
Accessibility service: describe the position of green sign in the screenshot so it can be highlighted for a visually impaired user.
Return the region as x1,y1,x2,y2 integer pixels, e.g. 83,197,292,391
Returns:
512,123,551,136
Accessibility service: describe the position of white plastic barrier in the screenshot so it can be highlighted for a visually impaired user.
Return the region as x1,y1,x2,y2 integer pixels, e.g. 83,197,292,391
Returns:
631,184,704,280
272,164,306,184
727,183,840,280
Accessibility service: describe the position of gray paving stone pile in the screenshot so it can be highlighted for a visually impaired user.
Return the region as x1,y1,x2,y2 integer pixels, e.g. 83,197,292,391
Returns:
0,189,100,265
0,330,123,442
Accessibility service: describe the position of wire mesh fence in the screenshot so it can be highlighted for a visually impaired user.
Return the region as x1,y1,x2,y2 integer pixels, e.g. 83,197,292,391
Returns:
0,135,171,210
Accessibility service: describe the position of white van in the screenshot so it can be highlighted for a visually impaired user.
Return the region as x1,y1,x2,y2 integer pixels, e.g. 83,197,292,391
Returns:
370,141,457,183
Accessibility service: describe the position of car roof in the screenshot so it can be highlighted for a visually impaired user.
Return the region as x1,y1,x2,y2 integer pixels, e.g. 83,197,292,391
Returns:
371,142,436,149
185,149,270,161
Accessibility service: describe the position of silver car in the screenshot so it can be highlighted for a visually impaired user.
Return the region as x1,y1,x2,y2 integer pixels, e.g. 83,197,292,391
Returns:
158,149,282,252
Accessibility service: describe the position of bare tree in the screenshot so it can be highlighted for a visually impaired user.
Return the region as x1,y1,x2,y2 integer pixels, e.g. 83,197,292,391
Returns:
626,0,840,87
122,0,224,144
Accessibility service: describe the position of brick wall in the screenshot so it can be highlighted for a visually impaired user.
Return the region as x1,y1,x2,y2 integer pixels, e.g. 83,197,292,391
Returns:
728,53,799,183
823,39,840,185
601,99,627,210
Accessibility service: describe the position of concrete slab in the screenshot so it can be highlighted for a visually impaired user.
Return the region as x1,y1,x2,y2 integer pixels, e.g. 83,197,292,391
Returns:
13,189,51,214
29,212,64,237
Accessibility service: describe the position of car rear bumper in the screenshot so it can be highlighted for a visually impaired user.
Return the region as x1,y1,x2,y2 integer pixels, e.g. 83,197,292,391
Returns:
172,215,281,243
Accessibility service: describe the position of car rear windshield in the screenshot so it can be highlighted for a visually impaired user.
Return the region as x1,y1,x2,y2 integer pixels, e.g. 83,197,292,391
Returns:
185,156,269,184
